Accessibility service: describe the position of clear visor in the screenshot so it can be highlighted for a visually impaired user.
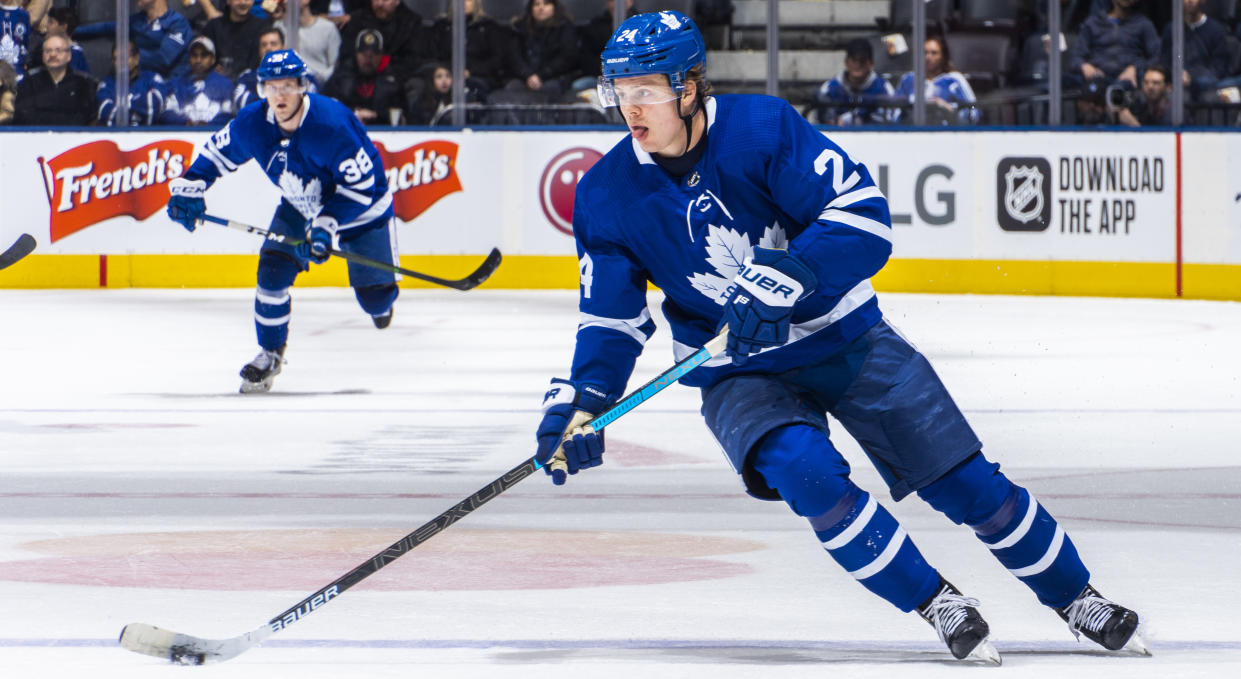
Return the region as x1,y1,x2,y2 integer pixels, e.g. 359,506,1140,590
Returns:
596,77,681,108
259,79,307,98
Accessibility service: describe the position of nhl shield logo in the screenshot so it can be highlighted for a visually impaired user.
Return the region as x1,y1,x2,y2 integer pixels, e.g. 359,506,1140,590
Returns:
996,157,1051,231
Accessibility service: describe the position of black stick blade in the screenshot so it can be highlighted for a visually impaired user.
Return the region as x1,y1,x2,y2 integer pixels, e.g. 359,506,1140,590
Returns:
0,234,36,270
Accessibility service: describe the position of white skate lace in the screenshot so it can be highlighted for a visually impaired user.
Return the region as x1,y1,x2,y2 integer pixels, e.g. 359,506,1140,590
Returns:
1064,593,1114,639
925,590,980,644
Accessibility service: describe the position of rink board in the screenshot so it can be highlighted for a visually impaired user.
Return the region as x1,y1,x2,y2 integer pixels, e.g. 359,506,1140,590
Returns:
0,128,1237,299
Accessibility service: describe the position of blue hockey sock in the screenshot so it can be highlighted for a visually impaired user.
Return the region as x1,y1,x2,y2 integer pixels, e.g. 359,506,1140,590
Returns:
753,424,941,612
918,453,1090,609
254,285,291,350
973,486,1090,609
810,490,941,612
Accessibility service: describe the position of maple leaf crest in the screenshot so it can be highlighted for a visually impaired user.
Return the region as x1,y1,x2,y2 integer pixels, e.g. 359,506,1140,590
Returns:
278,170,323,219
688,223,789,305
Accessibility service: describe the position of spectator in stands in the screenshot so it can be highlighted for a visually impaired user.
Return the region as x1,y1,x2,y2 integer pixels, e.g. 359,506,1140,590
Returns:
505,0,580,100
171,0,224,30
0,60,15,124
76,0,193,79
201,0,271,79
13,31,96,125
1117,62,1177,125
575,0,636,90
28,7,91,75
1074,77,1111,126
896,35,980,125
1068,0,1159,93
162,35,234,125
1160,0,1231,101
98,39,170,126
814,38,897,126
338,0,428,87
234,25,319,109
325,27,403,125
320,0,367,30
296,0,340,84
406,61,475,125
0,0,50,77
429,0,511,98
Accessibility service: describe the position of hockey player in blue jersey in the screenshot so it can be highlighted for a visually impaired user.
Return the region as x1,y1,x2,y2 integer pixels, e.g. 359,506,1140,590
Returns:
166,49,399,393
533,11,1146,664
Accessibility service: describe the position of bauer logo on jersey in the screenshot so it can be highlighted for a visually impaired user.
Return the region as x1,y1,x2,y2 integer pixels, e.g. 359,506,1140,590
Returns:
540,147,604,236
996,157,1052,232
374,141,462,222
39,139,195,242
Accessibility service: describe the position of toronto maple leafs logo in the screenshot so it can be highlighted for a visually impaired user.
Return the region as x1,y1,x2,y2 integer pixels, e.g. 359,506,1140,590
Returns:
687,224,789,305
659,12,682,29
278,171,323,219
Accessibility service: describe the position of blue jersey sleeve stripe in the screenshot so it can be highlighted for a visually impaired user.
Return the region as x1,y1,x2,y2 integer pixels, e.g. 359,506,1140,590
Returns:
335,185,372,205
577,308,654,346
824,185,885,211
818,208,892,243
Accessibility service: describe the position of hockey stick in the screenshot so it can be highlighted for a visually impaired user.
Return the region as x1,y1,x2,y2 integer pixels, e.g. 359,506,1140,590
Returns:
119,329,730,665
198,214,501,291
0,233,36,270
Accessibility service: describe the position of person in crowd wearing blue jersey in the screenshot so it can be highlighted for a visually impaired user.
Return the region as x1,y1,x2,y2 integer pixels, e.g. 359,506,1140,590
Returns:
161,35,234,125
98,39,170,126
165,49,399,393
895,35,979,125
814,38,897,126
533,10,1146,664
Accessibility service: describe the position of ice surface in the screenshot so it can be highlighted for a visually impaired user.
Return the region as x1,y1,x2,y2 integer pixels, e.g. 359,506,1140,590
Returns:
1,289,1238,677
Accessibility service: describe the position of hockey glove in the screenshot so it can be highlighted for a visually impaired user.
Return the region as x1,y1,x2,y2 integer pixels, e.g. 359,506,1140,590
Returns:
302,216,338,264
166,178,207,232
535,378,610,485
719,247,817,365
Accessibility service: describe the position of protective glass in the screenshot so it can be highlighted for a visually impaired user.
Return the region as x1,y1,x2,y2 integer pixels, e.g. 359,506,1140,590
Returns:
596,77,680,108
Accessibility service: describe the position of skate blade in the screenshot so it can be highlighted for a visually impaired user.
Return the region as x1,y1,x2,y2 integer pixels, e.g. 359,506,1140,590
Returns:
1122,631,1151,656
967,638,1002,666
239,378,274,394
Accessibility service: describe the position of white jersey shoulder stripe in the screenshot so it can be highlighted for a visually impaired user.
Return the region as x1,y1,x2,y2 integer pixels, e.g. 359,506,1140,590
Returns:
578,307,653,346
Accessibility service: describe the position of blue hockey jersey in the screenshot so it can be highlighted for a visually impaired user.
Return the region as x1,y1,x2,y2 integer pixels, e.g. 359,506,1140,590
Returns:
569,95,892,398
162,70,235,126
0,4,30,77
183,92,392,230
815,70,898,125
76,9,192,79
895,71,980,125
97,71,170,126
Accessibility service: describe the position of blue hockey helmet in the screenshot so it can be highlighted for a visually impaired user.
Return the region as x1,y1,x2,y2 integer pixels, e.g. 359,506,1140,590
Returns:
256,49,308,83
599,11,705,95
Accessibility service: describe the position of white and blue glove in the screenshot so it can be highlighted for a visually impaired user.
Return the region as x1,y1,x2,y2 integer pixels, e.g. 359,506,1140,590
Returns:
535,378,610,485
719,247,817,365
166,177,207,232
301,215,338,264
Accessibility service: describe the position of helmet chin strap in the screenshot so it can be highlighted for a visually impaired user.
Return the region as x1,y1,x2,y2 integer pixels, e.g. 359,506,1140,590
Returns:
675,90,703,157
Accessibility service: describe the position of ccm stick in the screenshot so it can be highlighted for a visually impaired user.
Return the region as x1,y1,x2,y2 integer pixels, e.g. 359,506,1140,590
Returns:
119,330,730,665
0,233,36,270
198,214,501,291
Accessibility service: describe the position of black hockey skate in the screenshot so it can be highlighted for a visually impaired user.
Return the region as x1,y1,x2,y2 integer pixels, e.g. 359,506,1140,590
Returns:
371,308,393,329
1056,584,1148,654
917,578,1001,665
239,346,285,393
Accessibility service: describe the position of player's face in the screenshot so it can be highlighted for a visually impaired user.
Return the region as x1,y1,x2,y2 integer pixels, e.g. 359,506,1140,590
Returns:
615,75,695,156
42,36,72,71
263,76,306,124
